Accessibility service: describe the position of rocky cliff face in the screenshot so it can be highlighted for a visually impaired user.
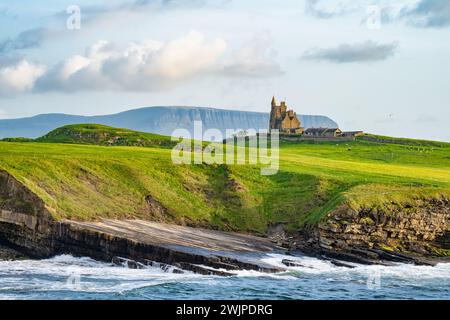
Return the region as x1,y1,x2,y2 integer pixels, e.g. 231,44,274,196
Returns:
295,199,450,265
0,170,50,219
0,106,339,139
0,169,284,274
0,170,56,257
2,168,449,267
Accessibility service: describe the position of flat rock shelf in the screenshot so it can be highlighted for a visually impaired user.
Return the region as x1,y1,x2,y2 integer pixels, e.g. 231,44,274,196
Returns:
58,219,287,275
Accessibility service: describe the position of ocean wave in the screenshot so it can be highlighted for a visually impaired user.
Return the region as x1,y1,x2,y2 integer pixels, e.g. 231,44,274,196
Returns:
1,254,449,299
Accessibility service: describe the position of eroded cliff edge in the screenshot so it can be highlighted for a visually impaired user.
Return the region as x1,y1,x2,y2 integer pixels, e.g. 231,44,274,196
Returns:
0,169,285,274
0,169,56,258
294,199,450,265
1,168,449,268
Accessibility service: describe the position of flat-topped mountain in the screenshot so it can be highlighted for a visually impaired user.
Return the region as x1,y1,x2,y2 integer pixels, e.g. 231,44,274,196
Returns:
0,106,339,139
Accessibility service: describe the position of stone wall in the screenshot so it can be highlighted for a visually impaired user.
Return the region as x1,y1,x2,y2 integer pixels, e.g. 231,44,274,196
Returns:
281,136,355,142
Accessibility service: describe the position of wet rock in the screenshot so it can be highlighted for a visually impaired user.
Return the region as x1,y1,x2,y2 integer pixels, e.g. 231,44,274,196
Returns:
174,262,234,276
0,244,28,260
281,259,314,269
144,260,185,273
324,258,356,269
0,206,285,276
281,259,303,267
112,256,146,269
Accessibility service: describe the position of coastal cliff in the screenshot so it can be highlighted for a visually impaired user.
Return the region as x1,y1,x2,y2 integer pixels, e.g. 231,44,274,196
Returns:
0,169,284,274
294,198,450,265
1,167,449,269
1,126,450,270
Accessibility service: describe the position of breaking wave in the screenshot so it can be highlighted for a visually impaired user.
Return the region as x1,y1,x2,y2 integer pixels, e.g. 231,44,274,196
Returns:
1,253,449,300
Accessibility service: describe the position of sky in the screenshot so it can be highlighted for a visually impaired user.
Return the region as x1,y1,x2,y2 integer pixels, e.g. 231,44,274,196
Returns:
0,0,449,141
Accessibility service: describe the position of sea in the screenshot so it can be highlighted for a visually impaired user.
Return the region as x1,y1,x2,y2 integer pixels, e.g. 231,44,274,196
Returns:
1,254,449,300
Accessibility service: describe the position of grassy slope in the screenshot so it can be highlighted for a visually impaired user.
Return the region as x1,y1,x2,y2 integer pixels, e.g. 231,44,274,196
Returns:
0,132,449,234
278,140,450,227
36,124,176,148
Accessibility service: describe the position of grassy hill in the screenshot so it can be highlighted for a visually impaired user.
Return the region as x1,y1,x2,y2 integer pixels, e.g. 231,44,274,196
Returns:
35,124,176,148
0,125,449,234
358,133,450,148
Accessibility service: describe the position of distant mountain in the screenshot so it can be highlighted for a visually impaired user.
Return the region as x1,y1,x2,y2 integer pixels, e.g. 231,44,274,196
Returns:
0,106,339,139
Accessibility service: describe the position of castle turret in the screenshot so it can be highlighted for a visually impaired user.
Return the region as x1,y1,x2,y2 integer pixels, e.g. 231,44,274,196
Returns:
280,101,287,114
271,96,277,107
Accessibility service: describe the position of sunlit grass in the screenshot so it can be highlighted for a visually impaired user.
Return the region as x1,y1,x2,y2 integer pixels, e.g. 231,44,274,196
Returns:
1,133,449,232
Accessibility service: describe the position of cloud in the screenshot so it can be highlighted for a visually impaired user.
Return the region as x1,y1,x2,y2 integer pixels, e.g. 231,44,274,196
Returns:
36,31,227,92
0,28,49,54
304,0,362,19
1,1,218,55
222,32,283,78
302,41,398,64
54,0,215,25
401,0,450,28
0,31,281,96
304,0,450,29
0,60,47,96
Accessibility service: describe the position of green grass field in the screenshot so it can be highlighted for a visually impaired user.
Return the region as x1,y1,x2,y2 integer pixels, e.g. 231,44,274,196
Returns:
1,126,449,234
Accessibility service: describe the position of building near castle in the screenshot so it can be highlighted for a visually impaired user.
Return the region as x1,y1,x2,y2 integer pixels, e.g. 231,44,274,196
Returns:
304,127,342,138
269,96,304,134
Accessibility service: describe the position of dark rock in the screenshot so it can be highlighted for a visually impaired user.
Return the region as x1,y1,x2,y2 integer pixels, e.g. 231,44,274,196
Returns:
0,177,285,277
174,262,234,276
0,244,29,260
319,250,395,266
112,256,146,269
281,259,312,268
324,258,356,269
144,260,184,273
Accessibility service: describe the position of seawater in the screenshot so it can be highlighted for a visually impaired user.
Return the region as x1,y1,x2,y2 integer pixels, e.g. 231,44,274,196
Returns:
0,254,449,300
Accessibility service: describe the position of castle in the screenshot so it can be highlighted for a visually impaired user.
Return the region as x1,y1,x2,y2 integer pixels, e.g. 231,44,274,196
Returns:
269,96,364,139
269,96,304,134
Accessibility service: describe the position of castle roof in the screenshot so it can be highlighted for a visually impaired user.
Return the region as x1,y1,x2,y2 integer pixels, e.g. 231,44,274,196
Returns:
305,128,341,134
271,96,277,105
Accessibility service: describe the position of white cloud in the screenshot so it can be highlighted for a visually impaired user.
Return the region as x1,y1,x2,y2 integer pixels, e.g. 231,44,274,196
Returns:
36,31,228,92
0,60,46,96
0,31,282,96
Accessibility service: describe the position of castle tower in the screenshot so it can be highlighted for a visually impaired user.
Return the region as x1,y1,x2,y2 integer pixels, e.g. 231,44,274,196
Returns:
269,96,302,134
270,96,280,130
271,96,277,107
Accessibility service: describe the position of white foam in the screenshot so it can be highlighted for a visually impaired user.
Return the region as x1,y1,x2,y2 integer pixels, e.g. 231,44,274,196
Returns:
0,255,202,295
1,254,449,298
259,253,450,280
